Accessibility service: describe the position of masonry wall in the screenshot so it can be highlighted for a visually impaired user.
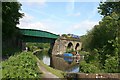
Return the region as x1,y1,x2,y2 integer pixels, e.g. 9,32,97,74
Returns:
52,37,82,55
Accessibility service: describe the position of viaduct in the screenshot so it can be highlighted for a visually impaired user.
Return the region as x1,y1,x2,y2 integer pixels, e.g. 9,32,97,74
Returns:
52,36,82,55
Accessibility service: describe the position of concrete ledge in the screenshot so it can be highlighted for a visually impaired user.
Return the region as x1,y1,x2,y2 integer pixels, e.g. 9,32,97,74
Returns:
65,73,120,79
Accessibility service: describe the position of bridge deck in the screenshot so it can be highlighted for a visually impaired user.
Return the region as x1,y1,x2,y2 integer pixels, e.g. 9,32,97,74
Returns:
20,29,59,39
19,29,59,43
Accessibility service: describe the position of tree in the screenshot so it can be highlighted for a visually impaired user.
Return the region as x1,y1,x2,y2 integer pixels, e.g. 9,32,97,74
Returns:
80,2,120,73
98,1,120,17
2,2,23,57
2,2,23,39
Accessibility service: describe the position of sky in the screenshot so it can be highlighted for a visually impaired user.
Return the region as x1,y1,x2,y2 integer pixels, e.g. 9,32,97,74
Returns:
17,0,102,36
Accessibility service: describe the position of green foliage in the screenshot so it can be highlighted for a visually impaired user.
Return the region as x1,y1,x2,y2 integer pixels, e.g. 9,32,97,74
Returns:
80,61,101,73
2,2,23,57
2,52,42,78
84,13,119,51
104,55,119,73
2,2,23,38
79,51,90,55
80,2,120,73
26,43,50,52
65,48,74,53
61,34,67,37
98,1,120,17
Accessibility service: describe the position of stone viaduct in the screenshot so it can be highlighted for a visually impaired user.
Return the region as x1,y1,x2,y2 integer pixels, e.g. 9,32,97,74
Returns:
52,36,82,55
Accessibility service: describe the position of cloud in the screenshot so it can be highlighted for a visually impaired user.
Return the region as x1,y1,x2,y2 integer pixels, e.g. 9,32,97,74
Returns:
25,22,45,30
18,21,61,34
17,12,44,29
18,18,57,33
17,12,61,34
18,12,99,36
66,20,99,35
74,20,98,30
20,13,34,22
18,12,98,36
17,12,35,27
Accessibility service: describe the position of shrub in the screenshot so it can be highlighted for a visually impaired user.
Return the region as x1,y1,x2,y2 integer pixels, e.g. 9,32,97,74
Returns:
80,61,100,73
104,55,119,73
2,52,42,78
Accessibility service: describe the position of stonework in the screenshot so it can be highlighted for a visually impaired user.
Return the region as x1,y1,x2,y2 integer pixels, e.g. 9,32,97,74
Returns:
52,36,82,55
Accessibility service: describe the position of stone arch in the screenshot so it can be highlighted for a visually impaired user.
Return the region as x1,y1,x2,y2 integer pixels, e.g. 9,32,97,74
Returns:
75,43,80,51
67,42,73,49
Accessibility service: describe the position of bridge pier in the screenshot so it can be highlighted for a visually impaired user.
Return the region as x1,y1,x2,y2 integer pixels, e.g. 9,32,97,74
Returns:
21,42,26,51
48,40,55,54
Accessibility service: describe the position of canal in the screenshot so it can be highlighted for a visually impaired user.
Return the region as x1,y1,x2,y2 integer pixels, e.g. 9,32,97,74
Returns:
35,50,83,73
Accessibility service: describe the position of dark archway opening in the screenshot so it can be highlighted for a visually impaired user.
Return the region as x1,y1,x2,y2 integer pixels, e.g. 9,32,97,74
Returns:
66,42,73,53
67,42,73,49
75,43,80,51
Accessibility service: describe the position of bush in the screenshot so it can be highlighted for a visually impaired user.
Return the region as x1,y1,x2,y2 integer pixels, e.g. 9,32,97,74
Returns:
2,52,42,78
26,43,50,52
80,61,101,73
79,51,90,55
104,55,119,73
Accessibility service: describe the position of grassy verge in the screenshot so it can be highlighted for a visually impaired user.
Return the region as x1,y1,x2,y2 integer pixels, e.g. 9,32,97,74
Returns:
2,52,42,78
36,57,66,78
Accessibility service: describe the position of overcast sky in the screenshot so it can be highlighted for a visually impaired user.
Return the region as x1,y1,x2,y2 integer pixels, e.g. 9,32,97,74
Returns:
17,0,102,36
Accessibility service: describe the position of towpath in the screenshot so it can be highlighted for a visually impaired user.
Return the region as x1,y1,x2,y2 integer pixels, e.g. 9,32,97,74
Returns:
36,57,61,80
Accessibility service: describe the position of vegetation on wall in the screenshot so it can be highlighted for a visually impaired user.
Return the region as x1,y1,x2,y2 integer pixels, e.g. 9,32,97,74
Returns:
61,34,80,41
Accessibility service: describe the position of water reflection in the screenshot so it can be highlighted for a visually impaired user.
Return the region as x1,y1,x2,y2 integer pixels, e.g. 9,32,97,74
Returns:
36,50,81,72
50,55,81,72
64,57,73,64
66,65,79,73
43,56,50,66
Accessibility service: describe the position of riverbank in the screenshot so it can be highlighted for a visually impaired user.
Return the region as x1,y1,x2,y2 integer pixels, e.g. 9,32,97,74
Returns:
2,51,66,79
36,56,65,78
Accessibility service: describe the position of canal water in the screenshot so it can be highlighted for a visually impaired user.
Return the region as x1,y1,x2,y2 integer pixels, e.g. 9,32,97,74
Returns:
36,50,82,73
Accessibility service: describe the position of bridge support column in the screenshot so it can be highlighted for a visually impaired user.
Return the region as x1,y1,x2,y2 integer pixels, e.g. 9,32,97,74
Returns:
21,42,26,51
48,40,55,54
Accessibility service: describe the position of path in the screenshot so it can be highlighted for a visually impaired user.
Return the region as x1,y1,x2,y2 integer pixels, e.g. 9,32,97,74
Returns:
36,57,60,80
